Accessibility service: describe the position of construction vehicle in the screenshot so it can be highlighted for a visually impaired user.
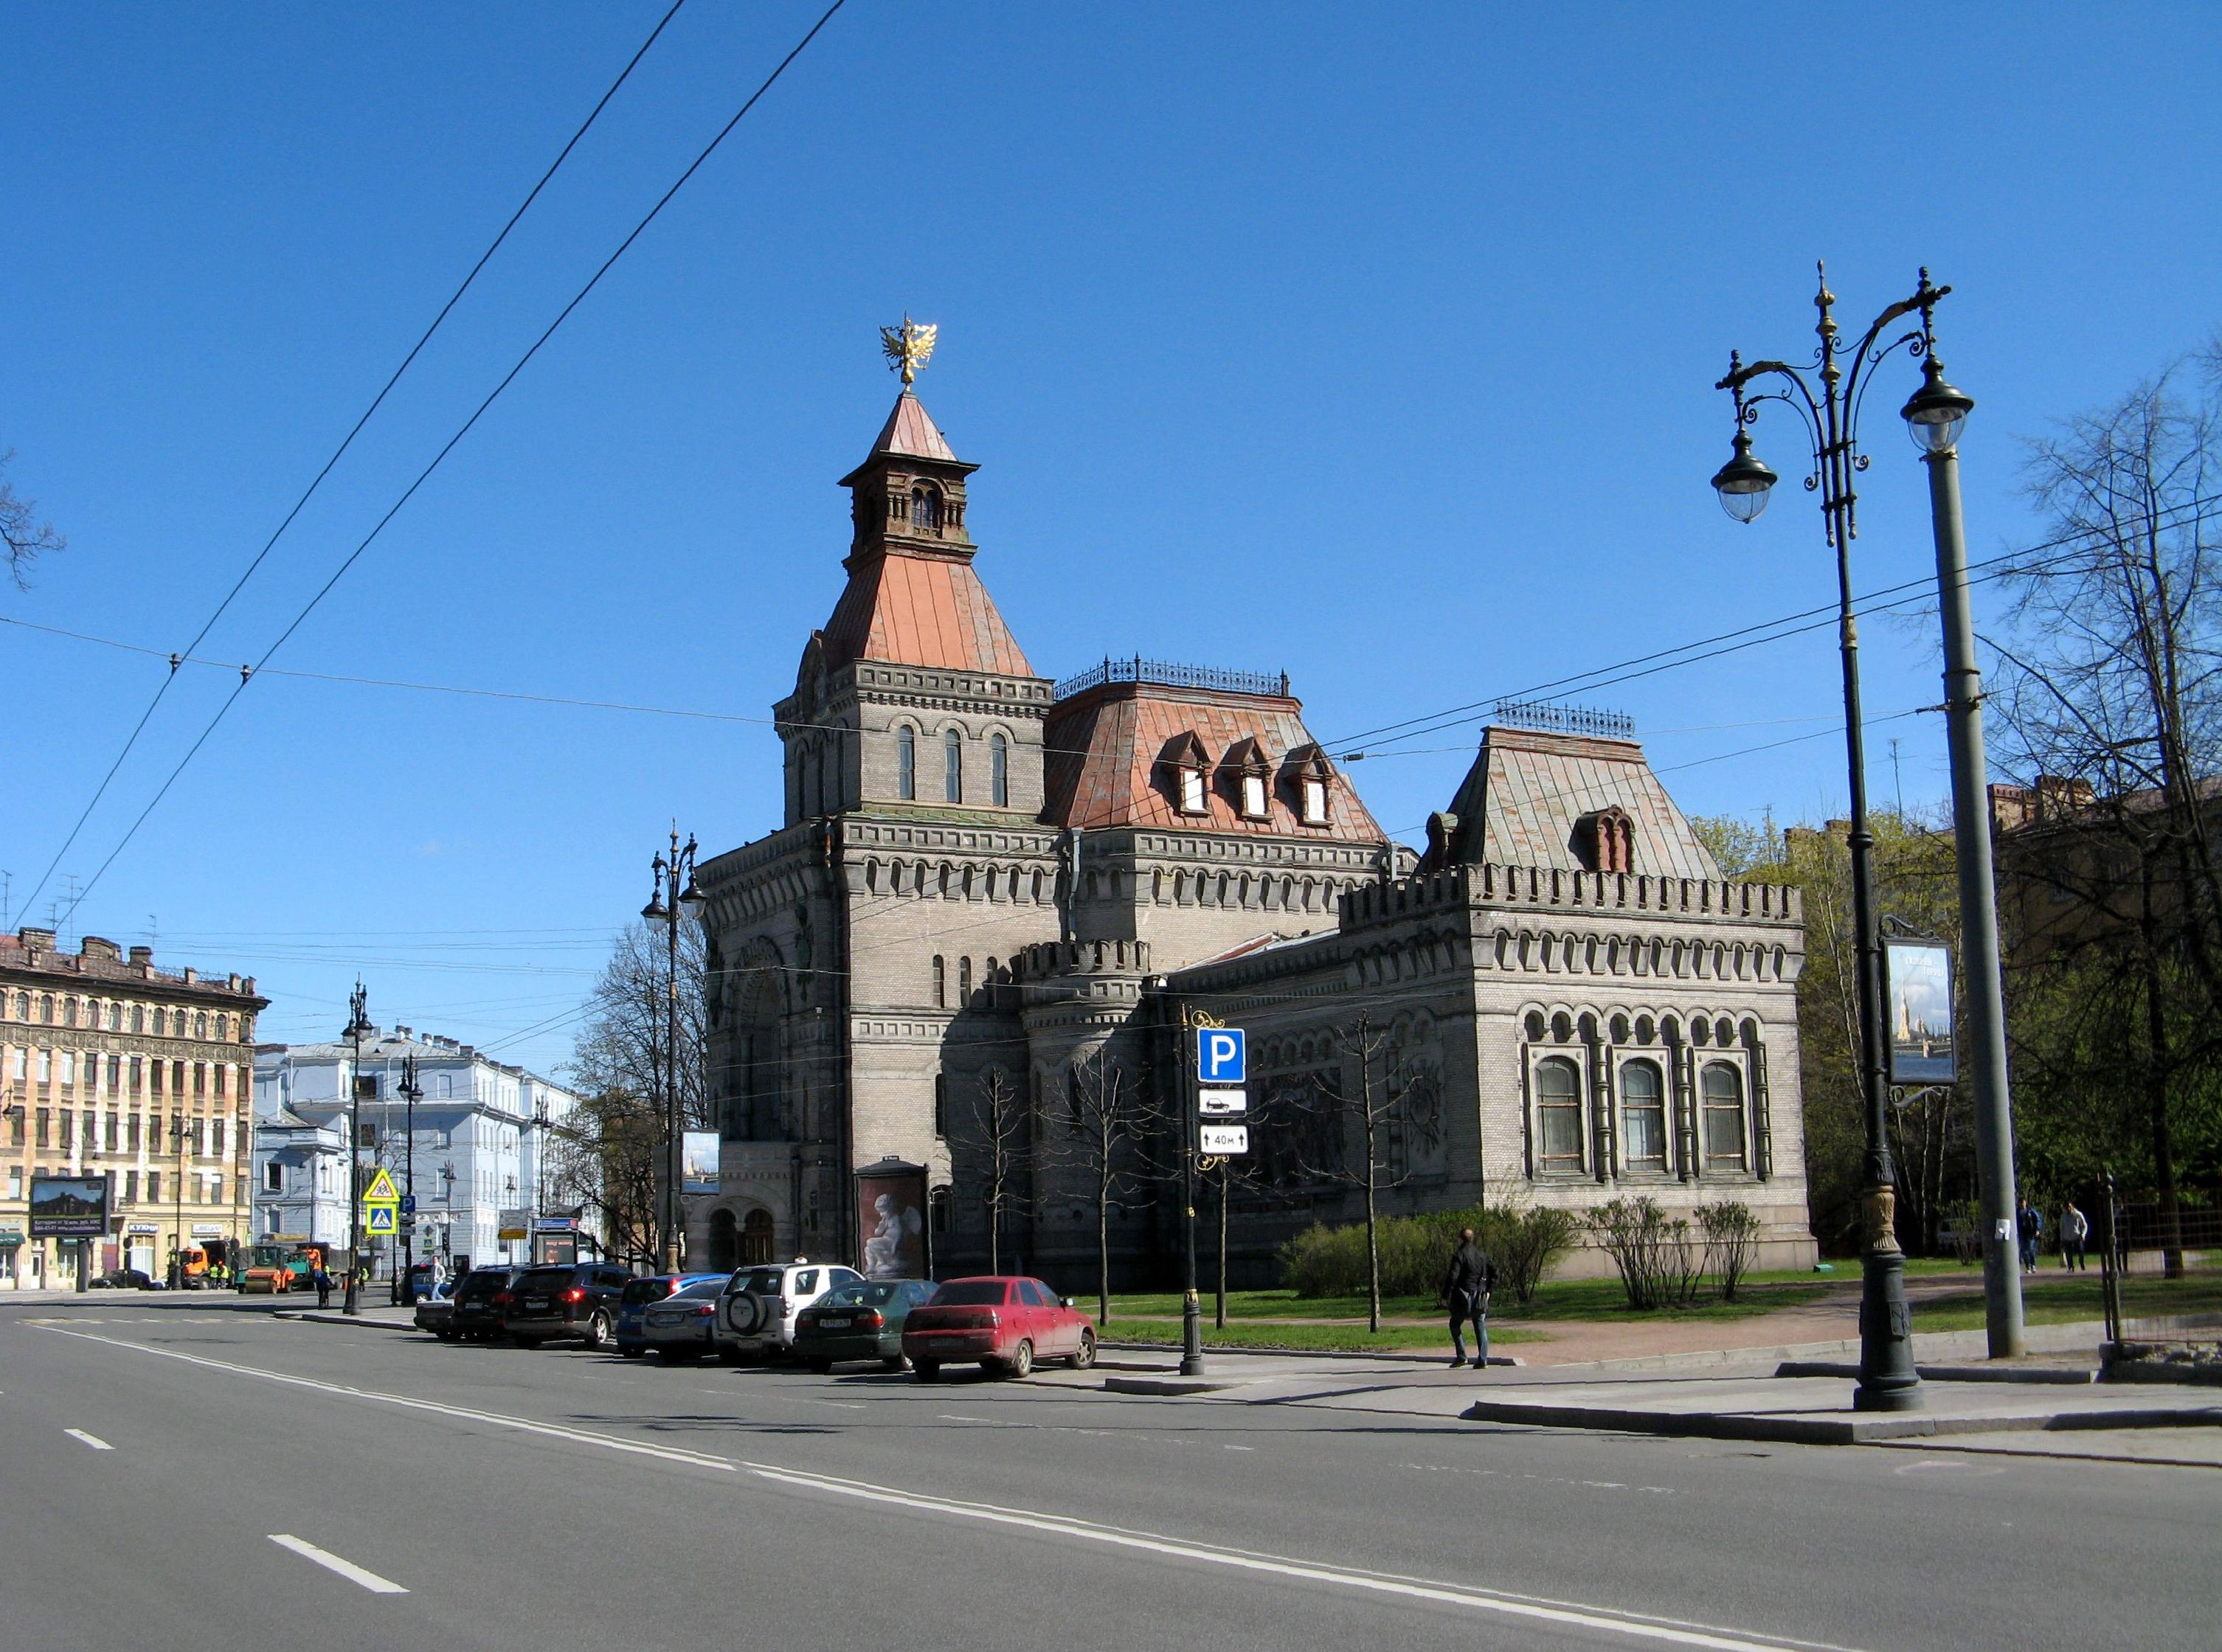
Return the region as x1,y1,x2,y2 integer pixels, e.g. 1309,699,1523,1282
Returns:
240,1242,326,1294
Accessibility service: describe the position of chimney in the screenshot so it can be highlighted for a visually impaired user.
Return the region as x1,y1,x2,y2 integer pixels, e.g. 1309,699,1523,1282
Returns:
183,967,198,985
81,936,122,962
20,926,55,955
129,945,153,966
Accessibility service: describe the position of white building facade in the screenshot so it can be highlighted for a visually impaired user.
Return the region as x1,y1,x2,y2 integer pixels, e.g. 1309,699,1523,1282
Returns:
253,1027,585,1273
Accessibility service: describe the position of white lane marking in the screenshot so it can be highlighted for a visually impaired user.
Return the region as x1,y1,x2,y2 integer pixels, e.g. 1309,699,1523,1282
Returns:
65,1428,113,1450
747,1462,1862,1652
41,1328,737,1473
1225,1443,1253,1451
44,1328,1855,1652
808,1399,865,1409
938,1412,1025,1426
268,1534,407,1594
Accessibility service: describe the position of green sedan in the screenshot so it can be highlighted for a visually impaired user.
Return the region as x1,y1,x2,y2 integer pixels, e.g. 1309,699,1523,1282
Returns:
793,1280,938,1372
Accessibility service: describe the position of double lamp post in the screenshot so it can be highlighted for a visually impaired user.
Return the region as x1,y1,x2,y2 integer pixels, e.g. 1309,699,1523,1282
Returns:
1709,265,2024,1409
641,827,704,1274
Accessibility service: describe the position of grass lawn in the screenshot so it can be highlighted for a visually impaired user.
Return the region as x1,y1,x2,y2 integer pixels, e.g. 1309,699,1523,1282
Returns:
1909,1269,2222,1333
1098,1317,1540,1353
1107,1277,1828,1328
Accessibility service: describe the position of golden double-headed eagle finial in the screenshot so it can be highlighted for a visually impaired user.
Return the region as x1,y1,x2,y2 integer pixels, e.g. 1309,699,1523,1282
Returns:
879,314,938,386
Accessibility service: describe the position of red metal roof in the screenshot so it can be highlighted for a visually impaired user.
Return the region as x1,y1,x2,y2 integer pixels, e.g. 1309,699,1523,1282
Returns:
869,390,957,463
820,550,1033,676
1042,682,1386,840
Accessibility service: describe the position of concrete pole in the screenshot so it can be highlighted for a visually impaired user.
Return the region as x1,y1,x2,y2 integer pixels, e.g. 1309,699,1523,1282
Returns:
1923,442,2027,1358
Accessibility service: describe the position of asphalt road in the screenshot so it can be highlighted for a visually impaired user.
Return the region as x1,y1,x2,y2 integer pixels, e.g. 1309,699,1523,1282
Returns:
1,1297,2210,1652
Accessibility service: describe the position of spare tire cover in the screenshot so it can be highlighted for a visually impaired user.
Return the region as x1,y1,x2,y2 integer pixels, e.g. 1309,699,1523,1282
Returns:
726,1293,761,1335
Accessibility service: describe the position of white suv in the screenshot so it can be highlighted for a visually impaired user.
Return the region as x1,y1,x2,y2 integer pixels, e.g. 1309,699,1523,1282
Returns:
715,1260,865,1364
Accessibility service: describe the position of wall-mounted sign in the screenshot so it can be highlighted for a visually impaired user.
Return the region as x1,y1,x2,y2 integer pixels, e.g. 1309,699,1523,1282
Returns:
1885,938,1956,1084
1200,1124,1250,1156
682,1130,720,1195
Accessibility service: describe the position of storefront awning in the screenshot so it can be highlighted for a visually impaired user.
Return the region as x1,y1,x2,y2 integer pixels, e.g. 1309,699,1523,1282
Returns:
0,1229,24,1246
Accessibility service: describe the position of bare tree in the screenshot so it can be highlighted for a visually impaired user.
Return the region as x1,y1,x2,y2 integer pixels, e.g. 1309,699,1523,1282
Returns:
1055,1048,1160,1325
1987,341,2222,1274
0,451,65,589
1298,1012,1434,1332
969,1064,1030,1274
543,1091,661,1267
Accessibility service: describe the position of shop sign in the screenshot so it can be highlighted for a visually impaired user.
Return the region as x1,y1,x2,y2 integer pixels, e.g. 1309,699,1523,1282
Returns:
125,1223,161,1236
191,1224,224,1238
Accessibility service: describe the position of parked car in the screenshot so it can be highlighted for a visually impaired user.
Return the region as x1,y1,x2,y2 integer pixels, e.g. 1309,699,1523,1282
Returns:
414,1292,457,1339
637,1277,729,1361
499,1262,637,1350
714,1260,866,1363
447,1266,528,1342
398,1260,449,1305
793,1279,937,1372
615,1273,724,1358
901,1277,1096,1381
92,1268,158,1290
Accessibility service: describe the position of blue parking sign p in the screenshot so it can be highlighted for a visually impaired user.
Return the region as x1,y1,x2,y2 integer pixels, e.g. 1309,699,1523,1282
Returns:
1197,1027,1245,1086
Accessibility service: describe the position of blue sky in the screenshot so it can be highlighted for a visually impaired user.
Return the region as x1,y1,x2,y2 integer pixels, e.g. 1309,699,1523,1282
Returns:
3,2,2217,1075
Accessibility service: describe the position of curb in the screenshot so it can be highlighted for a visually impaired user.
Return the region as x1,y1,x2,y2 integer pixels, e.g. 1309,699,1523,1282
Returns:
1775,1360,2097,1385
1103,1375,1243,1397
1102,1340,1522,1368
1461,1397,2222,1446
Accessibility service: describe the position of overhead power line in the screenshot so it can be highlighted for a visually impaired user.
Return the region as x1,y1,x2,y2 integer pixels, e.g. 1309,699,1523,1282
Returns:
52,0,849,926
18,0,691,929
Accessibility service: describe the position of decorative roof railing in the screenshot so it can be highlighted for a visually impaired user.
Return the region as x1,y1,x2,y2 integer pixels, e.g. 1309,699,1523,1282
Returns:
1053,655,1291,702
1491,698,1636,740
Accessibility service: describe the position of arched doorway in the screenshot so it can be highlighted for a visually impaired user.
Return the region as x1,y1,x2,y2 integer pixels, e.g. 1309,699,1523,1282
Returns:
740,1207,775,1266
708,1208,738,1273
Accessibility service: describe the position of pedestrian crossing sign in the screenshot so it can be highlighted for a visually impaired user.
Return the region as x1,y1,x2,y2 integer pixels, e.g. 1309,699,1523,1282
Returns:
362,1169,399,1204
364,1204,398,1235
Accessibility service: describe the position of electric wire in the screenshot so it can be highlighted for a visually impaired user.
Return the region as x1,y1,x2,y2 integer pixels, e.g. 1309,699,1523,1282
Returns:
17,0,691,929
50,0,849,925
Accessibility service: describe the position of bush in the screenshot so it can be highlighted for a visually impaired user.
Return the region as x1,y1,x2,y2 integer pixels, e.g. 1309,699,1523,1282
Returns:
1695,1201,1761,1301
1588,1196,1704,1309
1278,1201,1574,1305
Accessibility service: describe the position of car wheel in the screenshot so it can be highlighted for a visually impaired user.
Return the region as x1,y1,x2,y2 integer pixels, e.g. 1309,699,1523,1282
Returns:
807,1357,833,1375
1067,1330,1096,1370
1008,1339,1034,1380
914,1361,940,1383
581,1311,612,1351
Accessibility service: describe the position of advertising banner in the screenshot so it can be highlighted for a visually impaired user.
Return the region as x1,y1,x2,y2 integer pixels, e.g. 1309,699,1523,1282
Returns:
854,1160,929,1280
1885,939,1956,1084
682,1130,720,1195
29,1173,111,1238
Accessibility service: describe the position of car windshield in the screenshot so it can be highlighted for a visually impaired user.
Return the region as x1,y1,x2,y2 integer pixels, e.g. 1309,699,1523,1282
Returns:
930,1281,1008,1307
519,1268,573,1292
671,1278,723,1301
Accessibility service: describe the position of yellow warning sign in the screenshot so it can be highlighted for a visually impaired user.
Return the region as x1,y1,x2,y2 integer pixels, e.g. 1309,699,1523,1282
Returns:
361,1168,399,1205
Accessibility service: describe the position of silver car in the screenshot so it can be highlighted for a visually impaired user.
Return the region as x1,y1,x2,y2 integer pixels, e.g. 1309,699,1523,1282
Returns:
715,1260,865,1364
638,1277,725,1362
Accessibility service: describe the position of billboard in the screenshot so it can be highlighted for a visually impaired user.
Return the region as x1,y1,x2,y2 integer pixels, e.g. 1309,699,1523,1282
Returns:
1886,939,1956,1084
30,1173,111,1238
682,1130,720,1195
854,1160,928,1280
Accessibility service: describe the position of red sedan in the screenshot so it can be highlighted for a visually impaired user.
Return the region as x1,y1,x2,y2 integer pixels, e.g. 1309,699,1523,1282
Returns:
900,1276,1097,1381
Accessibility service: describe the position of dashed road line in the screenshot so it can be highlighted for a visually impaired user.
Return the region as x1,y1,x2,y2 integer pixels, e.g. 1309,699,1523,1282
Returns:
268,1534,407,1594
64,1429,114,1450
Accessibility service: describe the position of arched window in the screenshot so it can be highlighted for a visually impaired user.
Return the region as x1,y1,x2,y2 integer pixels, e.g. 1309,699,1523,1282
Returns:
896,726,916,800
1702,1062,1747,1169
943,729,963,803
741,1208,775,1266
911,485,941,532
130,1004,145,1033
108,1002,122,1031
932,956,946,1008
1534,1057,1584,1171
958,956,973,1004
990,732,1009,807
63,998,77,1028
10,992,24,1019
1621,1060,1666,1170
933,1072,948,1137
39,995,53,1024
194,1012,207,1039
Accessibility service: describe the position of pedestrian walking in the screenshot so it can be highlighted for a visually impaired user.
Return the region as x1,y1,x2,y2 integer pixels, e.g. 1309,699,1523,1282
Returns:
2016,1198,2043,1274
1439,1227,1498,1371
312,1265,332,1310
2060,1200,2090,1271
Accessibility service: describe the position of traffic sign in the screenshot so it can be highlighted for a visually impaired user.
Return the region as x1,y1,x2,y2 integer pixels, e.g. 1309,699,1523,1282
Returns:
1197,1027,1246,1086
364,1204,398,1236
1200,1123,1250,1156
400,1194,416,1217
361,1168,399,1204
1198,1088,1247,1116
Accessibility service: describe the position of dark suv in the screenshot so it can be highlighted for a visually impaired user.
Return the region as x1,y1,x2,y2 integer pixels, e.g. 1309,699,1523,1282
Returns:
499,1263,637,1350
449,1266,527,1342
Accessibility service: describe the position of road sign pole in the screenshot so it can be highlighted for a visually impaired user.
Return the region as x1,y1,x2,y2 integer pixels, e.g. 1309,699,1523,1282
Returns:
1181,1022,1205,1379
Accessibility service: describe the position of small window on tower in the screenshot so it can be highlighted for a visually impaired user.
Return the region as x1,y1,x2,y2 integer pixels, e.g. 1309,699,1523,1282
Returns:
912,485,941,532
991,732,1009,806
943,729,963,802
1160,731,1211,816
896,726,916,800
1226,738,1273,820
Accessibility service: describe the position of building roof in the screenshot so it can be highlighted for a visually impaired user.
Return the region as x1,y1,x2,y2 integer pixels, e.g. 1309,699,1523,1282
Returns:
256,1027,575,1097
0,928,263,1002
1432,725,1722,879
817,552,1034,676
868,389,958,464
1041,679,1387,841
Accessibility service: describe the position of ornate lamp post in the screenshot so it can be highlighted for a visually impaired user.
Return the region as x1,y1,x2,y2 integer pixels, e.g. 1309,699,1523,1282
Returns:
1710,266,2024,1405
398,1053,422,1302
641,828,705,1274
342,982,372,1316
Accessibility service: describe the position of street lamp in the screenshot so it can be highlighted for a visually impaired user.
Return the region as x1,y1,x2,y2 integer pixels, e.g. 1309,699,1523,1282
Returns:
397,1054,422,1304
1711,266,2024,1404
342,982,372,1316
643,827,705,1274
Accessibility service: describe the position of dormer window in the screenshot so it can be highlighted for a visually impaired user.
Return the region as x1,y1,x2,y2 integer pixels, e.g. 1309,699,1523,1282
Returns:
911,485,941,532
1286,743,1334,827
1160,732,1211,816
1226,737,1273,820
1579,805,1636,873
